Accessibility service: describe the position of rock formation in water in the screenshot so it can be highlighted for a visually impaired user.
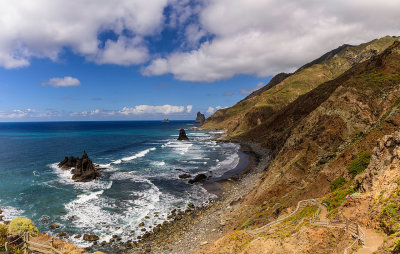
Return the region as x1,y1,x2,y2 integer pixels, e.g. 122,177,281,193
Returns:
188,173,207,184
195,112,206,125
58,151,101,182
177,128,189,141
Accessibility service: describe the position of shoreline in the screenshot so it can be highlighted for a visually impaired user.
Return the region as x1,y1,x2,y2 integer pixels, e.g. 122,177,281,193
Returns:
1,130,266,254
125,139,269,254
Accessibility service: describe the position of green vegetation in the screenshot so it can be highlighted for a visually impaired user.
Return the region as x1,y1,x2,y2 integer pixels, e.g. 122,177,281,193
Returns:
330,176,346,191
322,181,355,213
8,218,39,236
240,218,256,230
348,151,371,178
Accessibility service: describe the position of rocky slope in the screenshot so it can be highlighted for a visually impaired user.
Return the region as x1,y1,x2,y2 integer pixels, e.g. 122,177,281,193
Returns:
202,36,399,138
195,39,400,253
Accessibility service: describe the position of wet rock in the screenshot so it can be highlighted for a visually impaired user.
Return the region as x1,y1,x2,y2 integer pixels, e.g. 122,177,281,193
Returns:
144,216,150,219
83,234,99,241
112,235,118,238
50,224,60,229
188,203,195,208
0,208,3,214
139,222,145,227
188,174,207,184
74,234,82,239
58,151,101,182
115,226,120,230
177,129,189,141
179,173,191,179
57,232,67,237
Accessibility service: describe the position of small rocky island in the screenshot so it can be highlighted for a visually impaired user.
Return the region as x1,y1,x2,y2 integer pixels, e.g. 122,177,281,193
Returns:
195,112,205,125
177,128,189,141
58,151,102,182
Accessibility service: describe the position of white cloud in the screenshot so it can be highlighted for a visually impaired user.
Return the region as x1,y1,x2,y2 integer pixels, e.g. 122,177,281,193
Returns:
119,105,188,115
42,76,81,87
186,105,193,113
0,108,36,119
144,0,400,82
240,82,265,95
206,106,214,115
0,0,168,68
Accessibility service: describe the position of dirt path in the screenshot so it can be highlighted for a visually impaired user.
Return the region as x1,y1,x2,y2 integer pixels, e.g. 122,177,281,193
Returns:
355,229,384,254
319,204,327,220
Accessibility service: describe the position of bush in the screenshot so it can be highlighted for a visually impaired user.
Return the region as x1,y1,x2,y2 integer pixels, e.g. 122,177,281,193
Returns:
8,218,39,236
348,151,371,177
330,176,346,191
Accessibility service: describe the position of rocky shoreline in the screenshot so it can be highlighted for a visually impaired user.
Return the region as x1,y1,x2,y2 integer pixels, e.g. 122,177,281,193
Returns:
1,134,267,254
123,140,269,254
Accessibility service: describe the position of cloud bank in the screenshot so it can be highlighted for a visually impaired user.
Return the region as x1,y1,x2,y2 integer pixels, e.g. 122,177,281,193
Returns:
0,0,399,82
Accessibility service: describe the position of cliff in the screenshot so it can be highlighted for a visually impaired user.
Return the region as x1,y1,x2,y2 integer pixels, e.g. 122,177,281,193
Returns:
196,38,400,253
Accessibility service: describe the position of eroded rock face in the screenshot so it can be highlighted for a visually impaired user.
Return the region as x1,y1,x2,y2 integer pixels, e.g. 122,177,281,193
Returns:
177,129,189,141
58,151,101,182
195,112,206,125
358,131,400,192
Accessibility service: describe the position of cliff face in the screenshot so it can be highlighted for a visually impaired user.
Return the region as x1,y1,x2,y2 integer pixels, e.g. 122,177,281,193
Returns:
199,39,400,253
201,36,399,138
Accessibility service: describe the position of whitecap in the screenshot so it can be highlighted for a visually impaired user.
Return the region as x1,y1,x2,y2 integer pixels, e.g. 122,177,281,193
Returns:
111,147,156,165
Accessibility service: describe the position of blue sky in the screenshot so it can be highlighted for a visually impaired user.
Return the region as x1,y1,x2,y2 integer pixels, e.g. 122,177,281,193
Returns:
0,0,399,121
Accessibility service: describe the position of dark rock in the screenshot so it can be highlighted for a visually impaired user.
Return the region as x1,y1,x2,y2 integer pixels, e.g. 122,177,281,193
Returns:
179,173,191,179
58,151,101,182
0,208,3,214
112,235,118,238
57,232,67,237
195,112,206,125
83,234,99,241
188,174,207,184
0,215,3,221
50,224,60,229
177,129,189,141
139,222,145,227
74,234,82,239
188,203,195,208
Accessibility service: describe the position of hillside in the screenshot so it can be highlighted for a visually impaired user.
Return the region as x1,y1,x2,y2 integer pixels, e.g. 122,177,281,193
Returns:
202,36,399,138
195,40,400,253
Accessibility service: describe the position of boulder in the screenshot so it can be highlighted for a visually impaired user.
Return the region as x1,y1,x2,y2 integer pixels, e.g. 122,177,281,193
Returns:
188,174,207,184
58,151,101,182
177,129,189,141
195,112,206,125
179,173,191,179
50,224,60,229
83,234,99,241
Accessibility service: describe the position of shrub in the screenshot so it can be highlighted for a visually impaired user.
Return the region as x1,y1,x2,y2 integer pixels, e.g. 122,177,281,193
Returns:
8,218,39,236
348,151,371,177
330,176,346,191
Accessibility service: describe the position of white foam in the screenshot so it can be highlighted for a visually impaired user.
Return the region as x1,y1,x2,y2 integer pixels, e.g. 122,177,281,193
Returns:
0,206,24,221
209,151,240,178
112,147,156,165
152,161,166,167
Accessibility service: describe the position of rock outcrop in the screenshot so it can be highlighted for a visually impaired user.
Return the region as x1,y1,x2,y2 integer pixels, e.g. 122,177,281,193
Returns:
358,131,400,192
195,112,206,125
58,151,101,182
177,129,189,141
188,174,207,184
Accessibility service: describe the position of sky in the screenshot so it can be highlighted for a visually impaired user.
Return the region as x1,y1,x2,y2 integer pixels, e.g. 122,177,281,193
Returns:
0,0,399,121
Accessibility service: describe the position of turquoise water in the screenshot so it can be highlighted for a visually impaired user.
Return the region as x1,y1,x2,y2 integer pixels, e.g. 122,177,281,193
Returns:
0,121,239,248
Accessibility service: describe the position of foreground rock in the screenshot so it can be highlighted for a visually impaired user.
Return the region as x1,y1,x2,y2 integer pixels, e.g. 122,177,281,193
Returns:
188,174,207,184
195,112,206,125
58,151,101,182
179,173,191,179
177,128,189,141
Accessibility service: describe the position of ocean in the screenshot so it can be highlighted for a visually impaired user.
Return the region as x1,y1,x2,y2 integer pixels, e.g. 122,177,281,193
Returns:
0,121,241,249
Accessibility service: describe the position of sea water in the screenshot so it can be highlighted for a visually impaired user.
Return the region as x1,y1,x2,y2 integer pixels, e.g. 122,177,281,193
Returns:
0,121,240,248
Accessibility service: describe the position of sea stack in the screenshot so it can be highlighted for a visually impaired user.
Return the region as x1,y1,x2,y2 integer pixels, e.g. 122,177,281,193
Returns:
58,151,101,182
195,112,206,125
177,128,189,141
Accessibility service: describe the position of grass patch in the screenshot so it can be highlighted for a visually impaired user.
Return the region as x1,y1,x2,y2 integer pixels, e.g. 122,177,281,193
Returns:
322,182,355,212
330,176,346,191
348,150,371,178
